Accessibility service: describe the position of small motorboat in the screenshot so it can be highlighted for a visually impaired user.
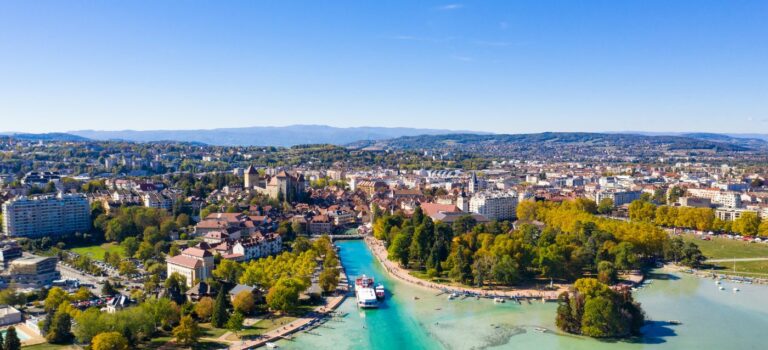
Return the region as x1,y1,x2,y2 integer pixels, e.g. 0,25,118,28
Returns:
266,342,279,348
668,320,682,325
534,327,547,333
494,297,505,303
733,287,740,292
719,286,725,291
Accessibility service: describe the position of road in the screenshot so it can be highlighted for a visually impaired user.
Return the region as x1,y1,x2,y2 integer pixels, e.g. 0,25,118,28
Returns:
57,262,104,296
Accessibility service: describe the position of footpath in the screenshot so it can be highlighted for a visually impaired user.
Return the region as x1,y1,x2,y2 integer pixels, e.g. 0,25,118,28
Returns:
364,236,567,301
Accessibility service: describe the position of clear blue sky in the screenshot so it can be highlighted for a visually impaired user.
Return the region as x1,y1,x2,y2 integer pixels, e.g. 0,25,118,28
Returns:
1,1,766,134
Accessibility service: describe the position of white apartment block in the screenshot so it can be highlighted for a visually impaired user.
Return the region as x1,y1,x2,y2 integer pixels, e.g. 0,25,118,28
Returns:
687,188,742,208
469,191,518,221
595,190,642,207
2,193,91,238
231,234,283,261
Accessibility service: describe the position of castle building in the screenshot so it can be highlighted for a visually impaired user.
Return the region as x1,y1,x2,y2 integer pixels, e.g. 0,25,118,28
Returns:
244,166,307,202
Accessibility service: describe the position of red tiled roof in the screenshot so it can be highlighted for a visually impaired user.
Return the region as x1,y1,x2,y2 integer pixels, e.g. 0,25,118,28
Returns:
183,247,212,258
420,203,460,218
167,255,201,269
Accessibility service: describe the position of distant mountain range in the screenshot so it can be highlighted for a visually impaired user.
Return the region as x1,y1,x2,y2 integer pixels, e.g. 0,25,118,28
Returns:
0,132,91,142
2,127,767,152
65,125,487,146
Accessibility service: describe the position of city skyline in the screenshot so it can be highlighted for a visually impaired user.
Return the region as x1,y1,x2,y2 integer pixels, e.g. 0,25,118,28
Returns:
2,0,767,133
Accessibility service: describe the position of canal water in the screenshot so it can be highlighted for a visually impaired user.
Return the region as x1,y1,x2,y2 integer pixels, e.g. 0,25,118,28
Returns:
280,240,768,349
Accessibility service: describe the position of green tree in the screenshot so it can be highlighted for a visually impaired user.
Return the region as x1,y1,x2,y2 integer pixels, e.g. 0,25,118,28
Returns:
91,332,129,350
0,288,26,307
212,259,244,284
387,230,411,267
44,287,69,313
319,267,339,294
226,311,245,335
612,242,638,270
581,296,624,338
173,315,201,347
211,289,229,328
597,261,617,284
555,292,579,334
46,310,74,344
492,255,521,285
118,261,138,276
176,213,191,228
266,277,302,314
121,237,140,257
732,212,761,237
597,198,614,214
4,326,20,350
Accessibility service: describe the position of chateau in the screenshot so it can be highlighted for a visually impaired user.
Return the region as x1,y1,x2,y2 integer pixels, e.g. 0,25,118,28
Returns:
244,165,307,202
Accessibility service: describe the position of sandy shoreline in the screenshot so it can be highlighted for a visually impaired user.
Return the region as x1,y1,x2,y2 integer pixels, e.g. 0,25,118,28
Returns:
364,236,567,301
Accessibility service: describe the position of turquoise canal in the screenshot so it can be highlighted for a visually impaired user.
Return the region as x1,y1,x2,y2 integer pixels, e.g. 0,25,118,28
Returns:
280,240,768,349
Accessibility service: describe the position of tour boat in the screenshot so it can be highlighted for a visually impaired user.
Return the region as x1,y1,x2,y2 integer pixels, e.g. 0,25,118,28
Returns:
375,283,386,300
355,275,379,308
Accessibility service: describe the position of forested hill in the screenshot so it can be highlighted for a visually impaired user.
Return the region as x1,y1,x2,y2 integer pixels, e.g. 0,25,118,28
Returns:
348,132,764,161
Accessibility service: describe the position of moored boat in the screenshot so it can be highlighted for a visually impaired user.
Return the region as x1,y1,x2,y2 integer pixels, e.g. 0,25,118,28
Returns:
356,275,379,308
375,283,385,300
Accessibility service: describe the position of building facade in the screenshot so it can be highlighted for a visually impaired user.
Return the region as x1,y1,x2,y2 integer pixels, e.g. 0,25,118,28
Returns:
2,193,91,238
166,246,214,287
468,191,518,221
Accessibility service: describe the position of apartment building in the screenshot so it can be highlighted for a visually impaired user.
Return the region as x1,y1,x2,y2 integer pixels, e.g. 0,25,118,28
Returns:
595,190,642,207
2,193,91,238
469,191,518,221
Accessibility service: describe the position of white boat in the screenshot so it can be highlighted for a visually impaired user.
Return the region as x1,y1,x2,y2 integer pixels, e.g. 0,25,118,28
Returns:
355,275,379,308
266,342,279,348
733,287,740,292
375,284,385,300
494,297,505,303
719,286,725,290
715,280,721,285
534,327,547,333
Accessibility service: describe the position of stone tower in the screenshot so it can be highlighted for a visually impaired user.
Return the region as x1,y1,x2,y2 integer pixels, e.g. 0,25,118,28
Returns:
244,165,259,189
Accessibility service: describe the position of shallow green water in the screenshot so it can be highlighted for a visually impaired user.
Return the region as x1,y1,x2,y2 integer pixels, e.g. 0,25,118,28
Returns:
280,240,768,349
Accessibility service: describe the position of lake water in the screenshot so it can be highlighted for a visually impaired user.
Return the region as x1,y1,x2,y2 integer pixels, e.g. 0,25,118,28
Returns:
279,240,768,350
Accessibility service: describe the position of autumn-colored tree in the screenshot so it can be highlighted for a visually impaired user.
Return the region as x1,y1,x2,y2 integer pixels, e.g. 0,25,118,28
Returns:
172,315,201,347
91,332,129,350
232,290,256,315
194,297,214,321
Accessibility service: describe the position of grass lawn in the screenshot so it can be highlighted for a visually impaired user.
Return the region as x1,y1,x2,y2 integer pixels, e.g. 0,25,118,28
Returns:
707,260,768,276
23,344,81,350
144,335,227,350
199,323,229,338
681,234,768,259
225,316,298,341
70,242,124,261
